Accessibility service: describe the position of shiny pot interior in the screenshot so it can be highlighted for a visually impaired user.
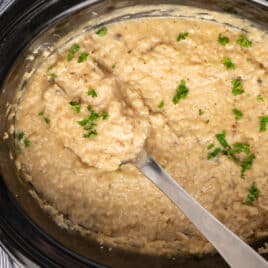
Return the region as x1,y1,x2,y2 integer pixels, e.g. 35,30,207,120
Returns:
0,0,267,267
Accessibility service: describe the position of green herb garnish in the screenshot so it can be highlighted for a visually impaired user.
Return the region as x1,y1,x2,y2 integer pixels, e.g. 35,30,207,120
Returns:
198,109,204,116
70,43,80,54
17,132,30,149
241,154,255,178
78,118,90,126
223,7,238,14
218,34,229,46
177,32,189,42
232,143,250,155
173,80,189,104
84,131,97,139
78,111,99,126
78,52,88,63
216,131,229,149
87,105,93,112
243,182,259,205
67,43,80,61
158,100,164,109
67,55,73,61
87,89,97,98
96,27,107,37
236,35,252,48
222,58,235,70
50,73,57,79
49,73,57,83
207,148,221,159
232,108,243,121
38,111,50,124
209,131,255,178
24,138,30,147
69,101,80,113
232,78,244,96
257,95,264,102
259,115,268,132
44,117,50,124
207,143,214,150
78,107,107,139
84,123,97,131
17,132,24,141
101,111,109,120
89,110,99,121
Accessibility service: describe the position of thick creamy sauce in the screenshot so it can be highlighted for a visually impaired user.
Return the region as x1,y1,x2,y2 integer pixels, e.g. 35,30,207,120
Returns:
14,14,268,256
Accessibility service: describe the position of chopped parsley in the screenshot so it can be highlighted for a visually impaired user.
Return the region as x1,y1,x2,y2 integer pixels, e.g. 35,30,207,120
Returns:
241,154,255,178
44,117,50,124
243,182,259,205
101,111,109,120
257,95,264,102
67,54,74,61
207,147,221,159
232,78,244,96
216,131,229,149
112,64,116,69
78,118,90,126
173,80,189,104
49,73,57,81
84,122,96,131
67,43,80,61
69,101,80,113
207,143,214,150
38,111,50,124
16,131,30,149
70,43,80,54
17,132,24,141
222,58,235,70
198,109,204,116
87,105,93,112
47,66,53,71
259,115,268,132
87,89,97,98
78,52,88,63
88,110,99,121
96,27,107,37
232,143,250,155
208,131,255,178
236,35,252,48
24,138,30,147
84,131,97,139
177,32,189,42
158,100,164,109
218,34,229,46
232,108,243,121
205,119,210,124
78,107,108,139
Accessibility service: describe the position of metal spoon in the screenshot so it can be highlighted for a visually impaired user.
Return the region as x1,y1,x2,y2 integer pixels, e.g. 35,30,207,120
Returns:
134,153,268,268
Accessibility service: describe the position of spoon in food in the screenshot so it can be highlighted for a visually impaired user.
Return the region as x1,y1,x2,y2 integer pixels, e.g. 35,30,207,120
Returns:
134,152,268,268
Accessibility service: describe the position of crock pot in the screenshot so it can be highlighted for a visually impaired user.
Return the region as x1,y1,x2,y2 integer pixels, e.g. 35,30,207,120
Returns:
0,0,267,267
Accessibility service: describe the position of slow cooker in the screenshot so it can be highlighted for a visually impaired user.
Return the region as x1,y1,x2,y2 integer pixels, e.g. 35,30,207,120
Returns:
0,0,267,267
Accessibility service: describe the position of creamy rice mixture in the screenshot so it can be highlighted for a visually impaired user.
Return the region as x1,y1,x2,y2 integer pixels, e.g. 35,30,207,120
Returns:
14,12,268,256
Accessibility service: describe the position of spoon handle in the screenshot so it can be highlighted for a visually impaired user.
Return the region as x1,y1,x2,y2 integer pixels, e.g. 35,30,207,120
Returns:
138,156,268,268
